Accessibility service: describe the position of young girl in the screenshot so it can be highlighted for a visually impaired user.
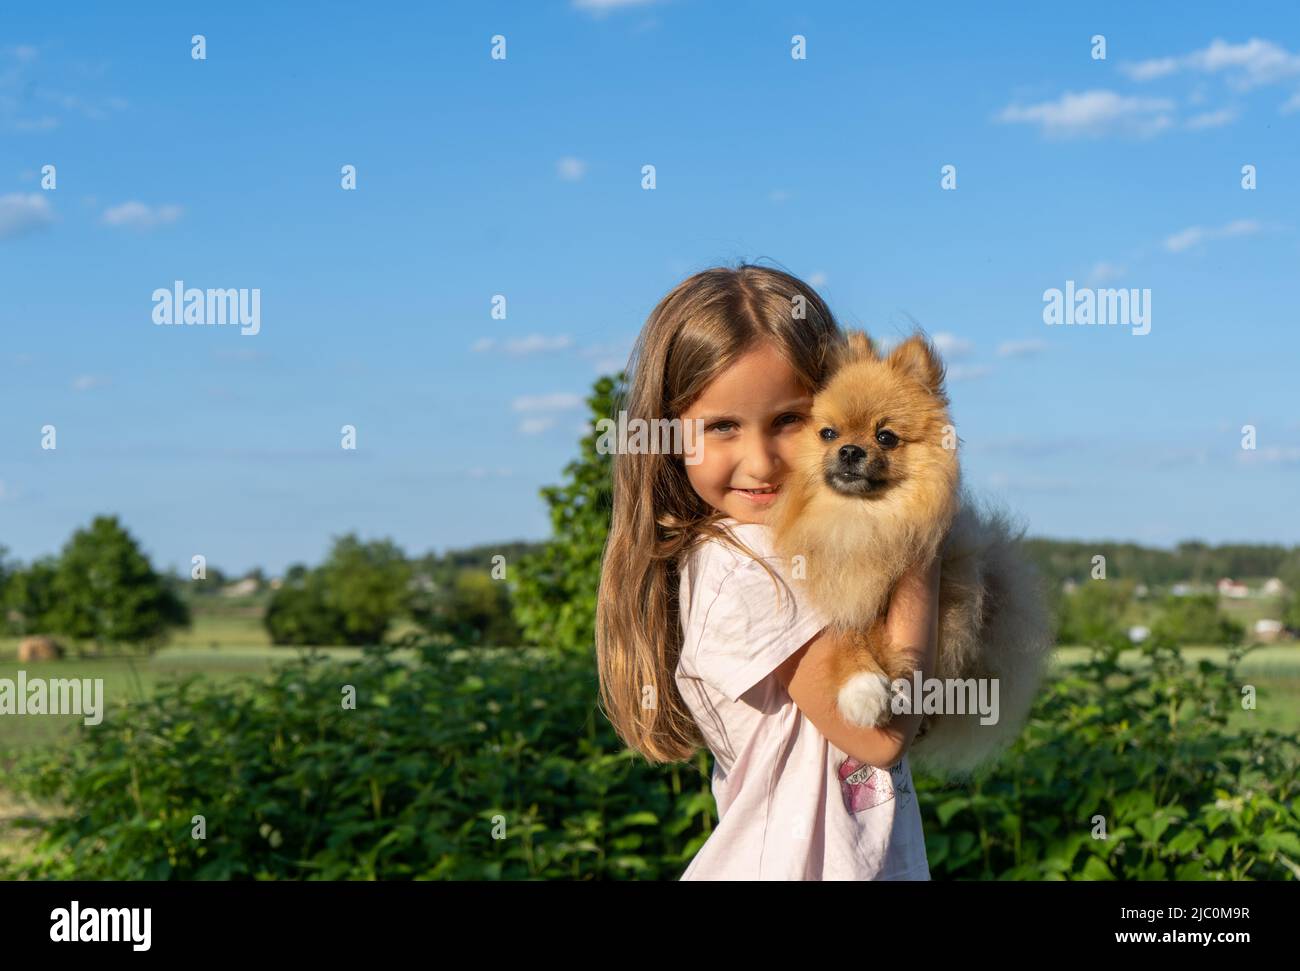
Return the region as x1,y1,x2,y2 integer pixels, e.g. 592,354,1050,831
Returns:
595,263,940,881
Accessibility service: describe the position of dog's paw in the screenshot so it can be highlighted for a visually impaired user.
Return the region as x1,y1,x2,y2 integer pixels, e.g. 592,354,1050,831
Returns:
837,672,894,727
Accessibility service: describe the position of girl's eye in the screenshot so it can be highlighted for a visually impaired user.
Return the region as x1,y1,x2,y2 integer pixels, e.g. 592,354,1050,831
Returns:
819,427,838,441
876,429,900,448
777,413,804,427
708,421,736,433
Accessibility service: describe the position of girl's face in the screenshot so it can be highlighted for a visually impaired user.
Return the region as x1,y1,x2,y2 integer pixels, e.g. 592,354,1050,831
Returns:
679,341,813,525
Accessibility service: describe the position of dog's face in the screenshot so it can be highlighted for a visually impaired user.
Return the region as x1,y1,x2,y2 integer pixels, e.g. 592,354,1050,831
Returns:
770,331,960,531
812,332,956,501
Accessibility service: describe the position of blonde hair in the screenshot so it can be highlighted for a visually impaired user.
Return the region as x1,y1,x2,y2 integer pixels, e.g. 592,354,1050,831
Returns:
595,263,847,763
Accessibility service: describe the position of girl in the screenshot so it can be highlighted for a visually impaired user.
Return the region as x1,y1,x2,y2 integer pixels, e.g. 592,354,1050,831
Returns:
596,263,940,880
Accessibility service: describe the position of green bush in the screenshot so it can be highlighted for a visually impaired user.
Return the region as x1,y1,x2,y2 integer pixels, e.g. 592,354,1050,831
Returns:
915,636,1300,879
2,637,710,880
3,635,1295,880
1150,593,1245,647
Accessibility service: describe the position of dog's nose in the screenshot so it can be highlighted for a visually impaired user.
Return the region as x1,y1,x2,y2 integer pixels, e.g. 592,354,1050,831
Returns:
838,444,866,465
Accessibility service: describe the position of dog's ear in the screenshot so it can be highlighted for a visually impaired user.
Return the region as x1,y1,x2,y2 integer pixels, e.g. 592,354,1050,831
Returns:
842,330,878,362
887,334,949,403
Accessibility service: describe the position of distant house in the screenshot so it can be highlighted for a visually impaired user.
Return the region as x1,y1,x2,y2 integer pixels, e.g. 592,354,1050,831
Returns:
408,574,437,593
1134,583,1149,599
1062,578,1078,595
1254,619,1284,643
1128,625,1150,643
221,577,261,597
1216,577,1250,599
1170,582,1195,596
1262,577,1287,596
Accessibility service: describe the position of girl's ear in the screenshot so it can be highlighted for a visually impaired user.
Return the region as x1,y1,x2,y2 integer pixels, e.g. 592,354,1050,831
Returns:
887,334,949,401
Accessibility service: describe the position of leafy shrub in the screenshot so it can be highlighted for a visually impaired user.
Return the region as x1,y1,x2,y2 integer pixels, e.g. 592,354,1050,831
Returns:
3,635,1295,880
2,637,711,879
916,636,1300,879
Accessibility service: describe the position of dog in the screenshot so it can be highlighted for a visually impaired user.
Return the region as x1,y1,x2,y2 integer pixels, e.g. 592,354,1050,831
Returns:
767,330,1054,776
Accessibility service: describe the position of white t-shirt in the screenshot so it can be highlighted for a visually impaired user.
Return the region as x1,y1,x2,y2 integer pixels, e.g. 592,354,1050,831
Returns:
674,518,931,880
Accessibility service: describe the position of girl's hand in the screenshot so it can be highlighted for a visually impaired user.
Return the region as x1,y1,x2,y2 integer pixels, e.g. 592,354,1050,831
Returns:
874,553,942,757
776,554,941,769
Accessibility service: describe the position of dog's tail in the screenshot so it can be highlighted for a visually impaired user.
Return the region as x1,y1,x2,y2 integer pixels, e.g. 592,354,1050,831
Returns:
909,495,1055,780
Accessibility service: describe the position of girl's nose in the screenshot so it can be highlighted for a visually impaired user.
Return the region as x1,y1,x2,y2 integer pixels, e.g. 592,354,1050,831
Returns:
742,438,783,479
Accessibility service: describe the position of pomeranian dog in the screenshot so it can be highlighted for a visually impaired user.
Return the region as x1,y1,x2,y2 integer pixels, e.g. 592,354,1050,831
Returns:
767,330,1054,776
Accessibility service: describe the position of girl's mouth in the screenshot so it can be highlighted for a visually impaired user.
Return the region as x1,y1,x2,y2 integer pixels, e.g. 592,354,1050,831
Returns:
731,485,781,505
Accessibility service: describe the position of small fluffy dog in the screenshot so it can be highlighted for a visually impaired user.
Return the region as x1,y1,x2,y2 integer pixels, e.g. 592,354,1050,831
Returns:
767,330,1054,776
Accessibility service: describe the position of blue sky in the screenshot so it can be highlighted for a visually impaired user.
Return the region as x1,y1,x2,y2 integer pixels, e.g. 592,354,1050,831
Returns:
2,0,1298,577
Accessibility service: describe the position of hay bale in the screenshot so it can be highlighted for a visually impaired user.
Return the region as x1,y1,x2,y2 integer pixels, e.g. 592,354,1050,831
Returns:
17,635,65,663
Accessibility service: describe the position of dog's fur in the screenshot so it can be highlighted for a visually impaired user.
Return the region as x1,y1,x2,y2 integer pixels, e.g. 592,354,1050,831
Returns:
767,330,1054,777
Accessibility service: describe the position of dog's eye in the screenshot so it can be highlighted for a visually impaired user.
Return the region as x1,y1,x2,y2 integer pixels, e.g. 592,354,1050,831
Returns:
876,430,899,448
819,427,838,442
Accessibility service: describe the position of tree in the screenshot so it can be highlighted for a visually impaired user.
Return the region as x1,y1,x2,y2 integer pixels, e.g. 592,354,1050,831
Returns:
1274,550,1300,597
1055,578,1136,648
413,569,520,646
316,534,412,645
511,373,619,654
264,567,346,646
45,515,190,654
1151,593,1245,646
4,557,61,636
264,536,412,646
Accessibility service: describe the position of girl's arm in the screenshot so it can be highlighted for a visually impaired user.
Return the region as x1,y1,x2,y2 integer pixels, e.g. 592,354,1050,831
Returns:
775,554,942,768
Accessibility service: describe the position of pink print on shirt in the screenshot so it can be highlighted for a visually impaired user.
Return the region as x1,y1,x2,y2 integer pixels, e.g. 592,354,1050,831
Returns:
838,757,911,815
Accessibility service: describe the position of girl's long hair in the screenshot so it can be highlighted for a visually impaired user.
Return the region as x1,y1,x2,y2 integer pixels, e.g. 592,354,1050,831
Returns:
596,262,847,763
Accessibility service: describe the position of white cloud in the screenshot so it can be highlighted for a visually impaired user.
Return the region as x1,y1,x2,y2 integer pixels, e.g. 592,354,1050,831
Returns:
556,157,587,181
579,339,632,374
2,45,127,131
1282,90,1300,114
1236,446,1300,464
518,417,556,435
1164,218,1262,253
101,201,183,230
1185,107,1238,129
806,271,828,287
572,0,662,14
512,392,584,413
947,364,992,381
1122,38,1300,91
932,332,973,358
1087,260,1127,284
473,334,574,355
996,89,1175,138
72,374,109,391
0,192,54,239
997,339,1047,358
